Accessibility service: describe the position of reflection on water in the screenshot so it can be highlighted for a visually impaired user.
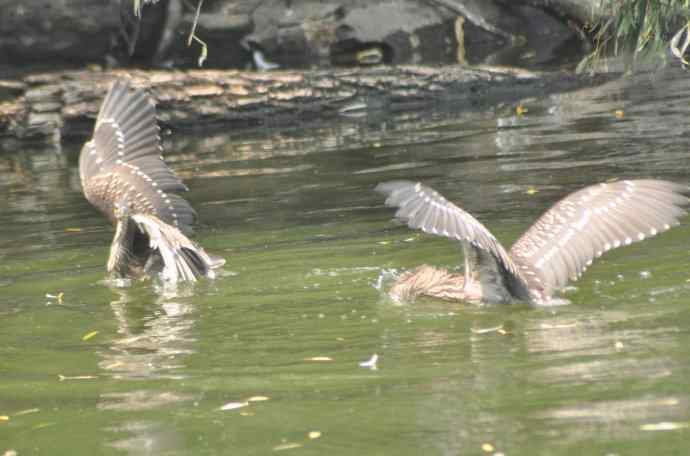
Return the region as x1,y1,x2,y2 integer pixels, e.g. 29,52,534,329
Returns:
100,288,197,380
2,69,690,454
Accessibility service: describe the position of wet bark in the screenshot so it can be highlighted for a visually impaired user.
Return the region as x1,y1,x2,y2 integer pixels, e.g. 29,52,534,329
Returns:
0,66,614,147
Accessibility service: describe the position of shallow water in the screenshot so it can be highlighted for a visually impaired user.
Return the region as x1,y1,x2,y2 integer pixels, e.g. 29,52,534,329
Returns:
2,68,690,455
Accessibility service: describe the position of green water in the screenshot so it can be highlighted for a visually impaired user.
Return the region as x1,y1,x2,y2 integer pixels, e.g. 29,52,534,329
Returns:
2,69,690,455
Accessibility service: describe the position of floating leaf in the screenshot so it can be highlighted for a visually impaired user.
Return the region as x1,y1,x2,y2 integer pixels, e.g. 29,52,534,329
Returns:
64,228,82,233
640,421,690,431
45,292,64,304
481,443,495,452
525,187,538,195
273,442,303,451
308,431,321,440
32,422,56,430
58,375,97,381
614,109,625,118
220,402,249,411
247,396,270,402
82,331,99,341
471,325,504,334
0,416,9,421
304,357,333,362
516,104,528,116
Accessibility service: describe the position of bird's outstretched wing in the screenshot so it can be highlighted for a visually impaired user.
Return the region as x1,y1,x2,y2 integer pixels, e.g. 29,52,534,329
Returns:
79,79,196,233
510,180,689,300
131,214,225,282
376,181,531,300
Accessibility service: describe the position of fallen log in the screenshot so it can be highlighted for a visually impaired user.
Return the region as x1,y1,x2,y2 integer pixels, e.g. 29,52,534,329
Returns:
0,65,615,148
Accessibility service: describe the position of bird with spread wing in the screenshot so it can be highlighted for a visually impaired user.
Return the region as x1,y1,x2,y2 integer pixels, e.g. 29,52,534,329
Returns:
80,80,224,283
376,180,689,304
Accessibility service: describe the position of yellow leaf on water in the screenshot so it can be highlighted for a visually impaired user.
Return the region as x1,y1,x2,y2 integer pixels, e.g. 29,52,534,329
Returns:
516,104,528,116
640,421,690,431
247,396,270,402
82,331,99,341
525,187,538,195
304,357,333,362
308,431,321,440
64,228,83,233
482,443,495,452
614,109,625,118
0,416,9,421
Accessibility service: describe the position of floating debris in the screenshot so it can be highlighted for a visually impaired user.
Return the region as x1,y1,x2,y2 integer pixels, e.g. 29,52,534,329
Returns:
539,322,577,329
481,442,495,452
471,325,504,334
615,109,625,119
304,357,333,362
14,408,39,416
64,227,83,232
46,292,64,304
516,104,528,116
525,186,539,195
0,416,8,421
247,396,270,402
640,421,690,431
359,354,378,370
273,442,303,451
58,375,98,381
32,422,56,430
82,331,99,341
220,402,249,411
308,431,322,440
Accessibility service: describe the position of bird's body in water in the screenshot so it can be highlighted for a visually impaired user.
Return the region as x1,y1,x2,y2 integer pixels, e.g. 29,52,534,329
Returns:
377,180,689,305
79,80,224,283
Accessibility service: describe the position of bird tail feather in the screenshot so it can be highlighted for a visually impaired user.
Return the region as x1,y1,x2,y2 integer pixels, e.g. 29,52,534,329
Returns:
131,213,224,282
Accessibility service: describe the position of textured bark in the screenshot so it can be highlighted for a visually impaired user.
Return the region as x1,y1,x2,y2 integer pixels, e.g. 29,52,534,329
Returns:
0,66,615,147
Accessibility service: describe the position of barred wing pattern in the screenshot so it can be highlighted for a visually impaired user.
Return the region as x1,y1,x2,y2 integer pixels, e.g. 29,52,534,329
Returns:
510,180,689,301
376,181,531,301
79,80,196,233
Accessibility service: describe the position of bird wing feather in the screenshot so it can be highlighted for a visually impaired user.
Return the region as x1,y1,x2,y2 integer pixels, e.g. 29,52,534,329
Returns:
79,80,196,232
509,180,689,300
131,213,224,282
376,180,531,300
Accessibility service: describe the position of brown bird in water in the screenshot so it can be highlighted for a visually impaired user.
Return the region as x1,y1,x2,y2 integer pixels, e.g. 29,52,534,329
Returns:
79,80,224,282
376,180,689,305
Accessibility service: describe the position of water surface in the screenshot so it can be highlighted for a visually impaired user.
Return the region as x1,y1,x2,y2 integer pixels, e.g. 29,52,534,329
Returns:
1,69,690,455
